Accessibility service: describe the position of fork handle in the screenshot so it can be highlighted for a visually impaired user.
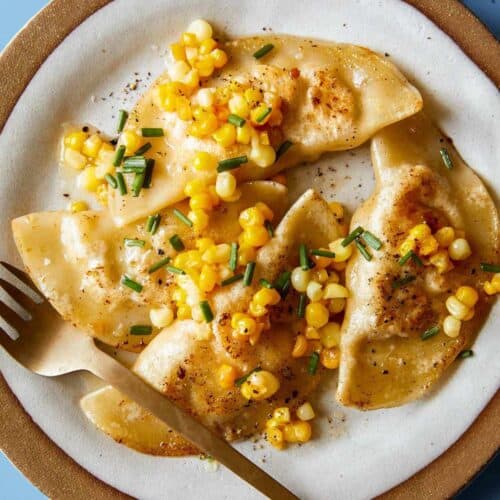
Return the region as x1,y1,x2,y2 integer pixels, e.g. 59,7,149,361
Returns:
86,346,297,500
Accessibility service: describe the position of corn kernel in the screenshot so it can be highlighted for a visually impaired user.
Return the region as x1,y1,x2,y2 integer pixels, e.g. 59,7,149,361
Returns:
266,427,285,450
311,251,333,270
196,237,214,252
328,201,344,219
199,38,217,55
435,226,455,247
96,184,108,205
183,68,200,89
328,298,346,314
211,49,228,68
240,370,280,400
184,178,207,197
188,209,209,232
296,402,315,421
259,131,270,145
429,250,454,274
283,421,312,443
319,322,341,348
189,193,214,211
175,96,192,120
446,295,471,320
305,302,329,328
228,94,250,118
68,200,88,213
320,347,340,369
420,235,439,256
244,88,262,107
253,288,281,307
199,264,218,292
329,238,353,262
215,172,237,199
492,274,500,290
185,46,199,64
250,144,276,168
82,134,102,158
255,202,274,221
168,60,190,81
231,313,257,337
305,325,320,340
77,167,101,192
399,237,417,257
212,123,236,147
121,130,142,156
234,122,251,144
176,304,192,319
238,246,257,266
455,286,479,308
63,148,87,170
202,243,231,264
150,306,174,328
197,111,219,136
409,223,431,241
273,407,291,424
484,281,497,295
172,286,187,303
443,315,461,338
64,131,87,151
195,55,215,77
292,334,308,358
448,238,472,261
217,364,238,389
242,226,270,247
187,19,213,42
196,88,215,109
250,104,272,126
306,281,323,302
170,42,186,61
248,300,267,318
181,32,198,47
323,283,349,299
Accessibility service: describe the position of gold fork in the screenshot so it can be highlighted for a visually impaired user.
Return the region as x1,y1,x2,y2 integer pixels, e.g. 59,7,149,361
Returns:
0,261,297,500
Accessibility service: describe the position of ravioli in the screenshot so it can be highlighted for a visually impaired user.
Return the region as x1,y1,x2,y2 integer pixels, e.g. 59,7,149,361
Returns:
337,113,499,409
12,181,288,351
81,189,343,455
109,36,422,225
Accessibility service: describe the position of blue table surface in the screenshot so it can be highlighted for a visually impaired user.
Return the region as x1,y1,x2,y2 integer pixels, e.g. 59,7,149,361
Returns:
0,1,499,499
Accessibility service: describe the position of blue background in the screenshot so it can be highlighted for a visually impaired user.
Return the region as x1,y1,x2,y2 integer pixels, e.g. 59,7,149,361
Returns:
0,1,498,498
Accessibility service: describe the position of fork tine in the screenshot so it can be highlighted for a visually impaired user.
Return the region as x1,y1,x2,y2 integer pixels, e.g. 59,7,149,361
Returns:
0,278,38,311
0,261,38,291
0,326,17,354
0,299,27,331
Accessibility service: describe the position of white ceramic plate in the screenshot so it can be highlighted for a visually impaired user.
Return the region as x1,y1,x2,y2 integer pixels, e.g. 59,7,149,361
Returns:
0,1,498,498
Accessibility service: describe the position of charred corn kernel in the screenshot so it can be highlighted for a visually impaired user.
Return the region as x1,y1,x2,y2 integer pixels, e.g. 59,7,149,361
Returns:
77,167,100,192
306,281,323,302
429,250,454,274
244,88,262,107
319,322,341,348
435,226,455,247
283,421,312,443
187,19,213,42
259,131,270,145
228,94,250,118
255,202,274,221
189,193,213,211
63,148,87,170
250,144,276,168
409,223,431,241
305,302,329,328
250,104,272,126
242,226,270,247
448,238,472,261
291,267,311,292
69,200,88,213
231,313,257,337
253,288,281,307
236,122,252,144
196,237,215,252
170,42,186,61
266,427,284,450
483,281,498,295
238,246,256,266
168,60,190,81
213,123,236,147
271,174,287,185
188,209,209,231
121,130,142,155
292,335,308,358
329,238,353,262
446,295,471,320
181,31,198,47
184,178,207,197
215,172,237,199
64,131,87,151
296,402,315,421
456,286,479,308
199,264,218,292
217,364,238,389
305,326,320,340
463,308,475,321
273,407,291,424
150,306,174,328
202,243,231,264
82,134,102,158
199,38,217,55
321,347,340,369
399,237,417,256
176,304,192,319
183,69,200,89
328,298,346,314
210,48,228,68
420,235,439,256
240,370,280,400
323,283,349,299
328,201,344,219
443,315,461,338
175,96,192,120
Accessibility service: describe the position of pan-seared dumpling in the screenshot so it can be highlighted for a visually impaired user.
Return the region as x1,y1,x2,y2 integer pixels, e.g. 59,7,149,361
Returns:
109,36,422,225
81,189,343,455
12,182,288,351
337,113,499,409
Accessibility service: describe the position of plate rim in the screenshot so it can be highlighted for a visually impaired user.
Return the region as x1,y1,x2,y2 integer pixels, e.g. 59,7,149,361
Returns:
0,0,498,498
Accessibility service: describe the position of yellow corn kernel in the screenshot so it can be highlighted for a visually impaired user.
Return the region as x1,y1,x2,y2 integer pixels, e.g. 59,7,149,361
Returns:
170,42,186,61
215,86,231,105
312,270,329,284
188,209,209,232
283,421,312,443
266,417,281,429
329,238,353,262
236,122,252,144
250,144,276,168
96,184,108,205
306,281,323,302
202,243,231,264
176,304,192,319
323,283,349,299
443,315,461,338
197,111,219,136
238,246,257,266
77,167,101,192
319,322,341,348
311,251,333,270
82,134,102,158
259,131,270,145
199,38,217,55
491,274,500,290
292,334,308,358
250,104,272,126
448,238,472,261
483,281,497,295
244,88,262,107
150,306,174,328
434,226,455,247
296,402,315,421
196,237,215,252
291,268,311,293
305,325,320,340
199,264,218,292
183,69,200,89
241,226,270,247
174,250,202,270
266,427,285,450
429,250,454,274
193,151,217,171
255,202,274,221
273,407,291,424
195,55,215,78
228,94,250,118
207,185,221,206
184,178,207,197
63,148,87,170
263,91,281,109
175,96,192,120
409,223,432,241
446,295,471,320
399,237,417,257
215,172,237,199
328,201,344,219
253,288,281,307
212,123,236,147
210,48,228,68
271,174,287,186
463,308,475,321
455,286,479,308
215,105,230,122
231,313,257,337
419,235,439,256
321,347,340,369
240,370,280,400
189,193,214,211
68,200,88,213
64,131,88,151
181,31,198,47
248,301,267,317
121,130,142,156
328,298,346,315
217,364,238,390
158,90,177,112
305,302,329,329
187,19,213,42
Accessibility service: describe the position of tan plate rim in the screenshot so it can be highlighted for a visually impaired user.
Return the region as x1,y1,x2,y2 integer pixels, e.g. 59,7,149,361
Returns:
0,0,499,498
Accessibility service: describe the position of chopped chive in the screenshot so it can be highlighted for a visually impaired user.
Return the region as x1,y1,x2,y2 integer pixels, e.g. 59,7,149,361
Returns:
421,325,439,340
355,239,372,261
297,292,307,318
342,226,364,247
123,156,147,170
113,145,126,166
141,127,164,137
458,349,474,359
265,220,274,237
398,250,422,267
146,214,161,234
235,367,262,387
121,275,143,293
307,352,320,375
124,238,145,247
243,261,256,286
134,142,152,156
143,159,155,189
116,109,128,133
440,148,453,170
173,208,193,228
148,257,171,274
392,274,416,289
276,140,293,160
130,325,152,335
362,231,383,250
253,43,274,59
166,265,185,275
221,274,244,286
228,114,246,127
200,300,214,323
480,263,500,273
299,243,310,270
104,174,118,189
255,107,272,123
274,271,291,292
259,278,274,289
116,172,127,195
229,242,238,271
311,249,336,258
131,171,145,197
411,252,423,267
169,234,185,251
217,155,248,173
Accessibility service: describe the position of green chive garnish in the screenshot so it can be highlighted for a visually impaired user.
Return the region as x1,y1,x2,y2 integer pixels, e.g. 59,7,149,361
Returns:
200,300,214,323
355,239,372,261
274,271,291,292
117,109,128,133
148,257,171,274
130,325,152,335
311,249,336,258
173,208,193,228
141,127,164,137
342,226,364,247
398,250,422,266
169,234,185,251
124,238,145,247
421,325,439,340
131,171,145,197
362,231,383,250
134,142,152,156
166,265,185,275
392,275,416,289
458,349,474,359
276,140,293,160
235,367,262,387
255,107,272,123
307,352,320,375
229,242,238,271
104,174,118,189
297,293,307,318
116,172,127,195
253,43,274,59
228,114,246,127
143,159,155,189
299,243,310,270
146,214,161,234
221,274,244,286
265,220,274,237
123,156,147,170
480,263,500,273
440,148,453,170
121,275,143,293
259,278,274,289
217,155,248,173
243,262,256,286
113,145,126,166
